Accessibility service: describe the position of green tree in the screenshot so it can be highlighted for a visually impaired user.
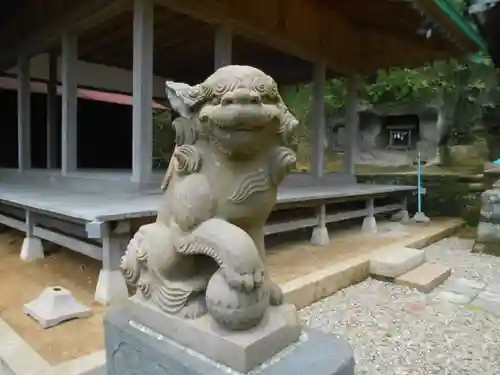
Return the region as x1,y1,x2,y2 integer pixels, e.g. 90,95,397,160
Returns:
284,54,500,167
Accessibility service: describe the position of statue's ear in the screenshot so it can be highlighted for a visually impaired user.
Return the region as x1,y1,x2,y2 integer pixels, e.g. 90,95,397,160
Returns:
165,81,202,119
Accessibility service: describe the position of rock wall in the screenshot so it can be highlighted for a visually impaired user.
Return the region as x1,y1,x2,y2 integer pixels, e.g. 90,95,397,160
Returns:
356,173,484,226
328,108,442,167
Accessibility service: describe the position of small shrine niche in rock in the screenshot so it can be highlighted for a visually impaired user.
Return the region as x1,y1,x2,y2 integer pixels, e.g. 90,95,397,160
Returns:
383,114,420,151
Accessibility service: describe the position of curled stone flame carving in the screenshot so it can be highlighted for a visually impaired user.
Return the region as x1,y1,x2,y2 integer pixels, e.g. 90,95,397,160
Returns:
230,169,270,204
270,146,297,186
174,145,202,175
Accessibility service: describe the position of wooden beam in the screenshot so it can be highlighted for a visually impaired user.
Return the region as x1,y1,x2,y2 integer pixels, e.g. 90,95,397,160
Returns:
357,28,449,73
46,51,58,169
78,11,134,57
86,15,198,67
153,0,361,74
131,0,154,184
61,32,79,175
0,213,103,261
417,0,480,53
0,0,130,71
310,61,326,179
214,23,233,69
343,75,360,175
17,56,31,171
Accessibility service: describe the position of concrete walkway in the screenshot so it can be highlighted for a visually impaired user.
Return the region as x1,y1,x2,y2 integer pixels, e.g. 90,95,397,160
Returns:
440,278,500,313
0,320,104,375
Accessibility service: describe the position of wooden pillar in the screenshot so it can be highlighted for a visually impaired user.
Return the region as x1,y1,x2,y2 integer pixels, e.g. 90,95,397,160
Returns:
214,23,232,69
310,61,329,246
343,75,360,175
46,52,58,169
61,32,78,175
131,0,154,184
310,61,326,179
17,56,31,171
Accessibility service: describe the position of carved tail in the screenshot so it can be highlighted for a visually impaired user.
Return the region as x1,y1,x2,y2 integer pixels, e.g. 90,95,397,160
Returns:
120,231,148,286
175,218,264,291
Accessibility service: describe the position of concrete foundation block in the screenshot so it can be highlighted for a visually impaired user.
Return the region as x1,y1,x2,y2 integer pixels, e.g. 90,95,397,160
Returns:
391,210,410,223
23,286,91,328
101,301,355,375
370,247,425,278
20,236,44,261
476,221,500,243
395,262,451,293
399,210,410,223
412,212,431,223
94,270,129,305
361,216,377,234
311,226,330,246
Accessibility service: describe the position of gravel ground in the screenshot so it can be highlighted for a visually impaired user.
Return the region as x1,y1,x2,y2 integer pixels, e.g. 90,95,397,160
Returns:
300,237,500,375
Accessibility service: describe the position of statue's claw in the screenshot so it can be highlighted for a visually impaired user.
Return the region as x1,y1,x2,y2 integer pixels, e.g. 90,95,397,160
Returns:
180,296,207,319
269,281,284,306
221,267,265,293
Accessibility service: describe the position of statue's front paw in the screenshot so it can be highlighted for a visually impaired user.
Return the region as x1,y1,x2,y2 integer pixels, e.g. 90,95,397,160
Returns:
269,282,284,306
221,266,265,293
180,296,207,319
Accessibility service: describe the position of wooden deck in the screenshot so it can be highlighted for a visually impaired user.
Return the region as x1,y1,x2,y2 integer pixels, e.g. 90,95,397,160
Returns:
0,179,414,222
0,170,415,223
0,168,416,305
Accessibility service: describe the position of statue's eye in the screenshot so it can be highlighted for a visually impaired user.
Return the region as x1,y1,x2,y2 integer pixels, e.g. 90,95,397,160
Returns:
211,97,221,105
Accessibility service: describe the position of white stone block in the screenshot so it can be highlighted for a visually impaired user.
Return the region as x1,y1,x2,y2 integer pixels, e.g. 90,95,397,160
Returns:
472,291,500,314
94,269,129,305
361,216,377,234
310,226,329,246
20,237,44,261
391,210,410,223
395,262,451,293
486,283,500,294
370,247,425,278
445,278,485,298
412,212,431,223
24,287,91,328
439,291,473,304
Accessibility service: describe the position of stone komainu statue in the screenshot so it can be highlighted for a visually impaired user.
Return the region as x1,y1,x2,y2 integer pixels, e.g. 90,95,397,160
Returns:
120,65,298,331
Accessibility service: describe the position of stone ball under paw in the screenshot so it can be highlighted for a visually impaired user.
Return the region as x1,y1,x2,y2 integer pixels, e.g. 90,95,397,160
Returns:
205,269,269,331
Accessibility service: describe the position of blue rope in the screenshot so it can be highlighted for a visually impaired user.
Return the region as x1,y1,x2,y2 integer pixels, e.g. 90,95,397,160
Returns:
417,152,422,213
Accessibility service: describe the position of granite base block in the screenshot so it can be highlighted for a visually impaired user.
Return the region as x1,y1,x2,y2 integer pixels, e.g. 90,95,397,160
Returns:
102,304,355,375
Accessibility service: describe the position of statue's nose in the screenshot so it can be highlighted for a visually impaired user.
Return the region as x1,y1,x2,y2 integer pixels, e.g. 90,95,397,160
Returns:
221,89,261,105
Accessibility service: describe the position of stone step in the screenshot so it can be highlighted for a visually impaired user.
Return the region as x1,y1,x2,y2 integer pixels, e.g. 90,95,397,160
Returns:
395,262,451,293
370,247,425,278
472,291,500,314
445,277,485,298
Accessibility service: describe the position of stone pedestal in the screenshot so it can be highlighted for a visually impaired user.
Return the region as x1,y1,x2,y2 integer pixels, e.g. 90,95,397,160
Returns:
100,301,355,375
474,187,500,256
473,167,500,256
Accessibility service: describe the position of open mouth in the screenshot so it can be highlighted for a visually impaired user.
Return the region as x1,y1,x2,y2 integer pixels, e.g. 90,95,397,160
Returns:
204,105,278,132
221,122,266,132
